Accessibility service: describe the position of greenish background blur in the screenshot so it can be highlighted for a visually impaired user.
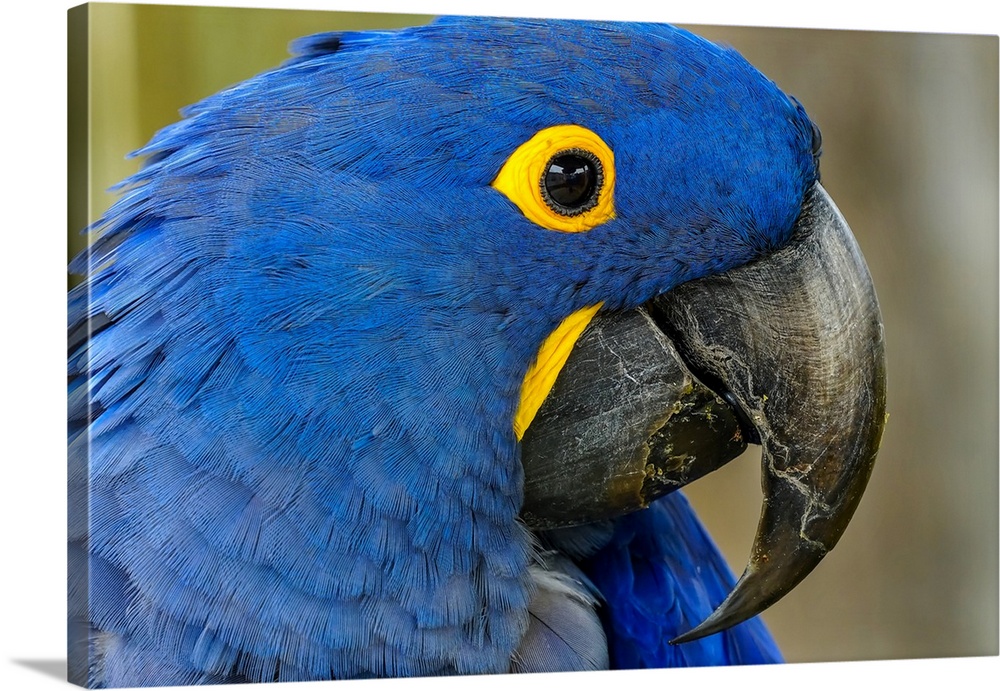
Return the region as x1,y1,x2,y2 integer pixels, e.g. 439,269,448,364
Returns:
69,2,999,666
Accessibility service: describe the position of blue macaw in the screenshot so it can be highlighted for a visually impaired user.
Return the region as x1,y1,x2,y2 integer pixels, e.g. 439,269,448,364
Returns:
68,17,886,687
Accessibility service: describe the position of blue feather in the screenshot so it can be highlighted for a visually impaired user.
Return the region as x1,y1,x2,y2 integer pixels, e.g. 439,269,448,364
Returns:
585,493,782,667
70,15,818,685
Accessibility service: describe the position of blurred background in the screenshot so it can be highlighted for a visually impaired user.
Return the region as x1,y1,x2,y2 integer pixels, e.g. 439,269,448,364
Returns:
69,2,998,666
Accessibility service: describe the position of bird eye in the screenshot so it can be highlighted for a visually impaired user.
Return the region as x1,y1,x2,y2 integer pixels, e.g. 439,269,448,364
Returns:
492,124,615,233
542,149,603,216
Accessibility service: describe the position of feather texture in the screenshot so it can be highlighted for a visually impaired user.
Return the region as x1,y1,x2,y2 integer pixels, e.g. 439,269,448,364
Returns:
70,15,816,685
585,494,782,667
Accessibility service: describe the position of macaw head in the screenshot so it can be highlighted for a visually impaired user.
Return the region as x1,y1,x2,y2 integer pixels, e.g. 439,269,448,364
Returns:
266,19,819,320
76,16,884,652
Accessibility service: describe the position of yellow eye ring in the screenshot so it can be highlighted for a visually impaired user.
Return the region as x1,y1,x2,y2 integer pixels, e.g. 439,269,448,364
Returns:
492,125,616,233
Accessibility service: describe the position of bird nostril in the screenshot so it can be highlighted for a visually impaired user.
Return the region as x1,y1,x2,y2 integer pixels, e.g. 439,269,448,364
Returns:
810,121,823,158
810,121,823,182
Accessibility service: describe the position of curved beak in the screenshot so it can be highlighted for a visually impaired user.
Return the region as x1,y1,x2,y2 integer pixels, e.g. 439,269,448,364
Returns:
520,183,887,641
519,306,749,530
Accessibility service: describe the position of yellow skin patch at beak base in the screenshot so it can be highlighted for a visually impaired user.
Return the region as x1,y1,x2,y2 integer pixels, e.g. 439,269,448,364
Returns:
514,302,604,440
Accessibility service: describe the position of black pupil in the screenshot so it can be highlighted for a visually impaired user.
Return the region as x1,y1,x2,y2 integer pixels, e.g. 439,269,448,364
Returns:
544,152,599,212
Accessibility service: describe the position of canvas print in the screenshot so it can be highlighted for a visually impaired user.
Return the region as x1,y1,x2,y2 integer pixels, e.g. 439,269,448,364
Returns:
67,3,999,688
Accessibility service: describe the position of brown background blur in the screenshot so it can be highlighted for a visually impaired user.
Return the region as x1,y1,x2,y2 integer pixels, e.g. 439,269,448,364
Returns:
69,3,999,665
